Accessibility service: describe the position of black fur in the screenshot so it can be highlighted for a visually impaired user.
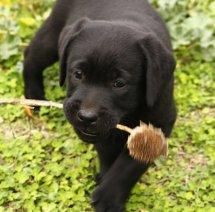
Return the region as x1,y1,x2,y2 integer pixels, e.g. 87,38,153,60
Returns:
23,0,177,211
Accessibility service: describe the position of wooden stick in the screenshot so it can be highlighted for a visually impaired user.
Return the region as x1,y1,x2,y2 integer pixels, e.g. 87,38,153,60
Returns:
116,124,133,134
0,98,63,109
0,98,167,163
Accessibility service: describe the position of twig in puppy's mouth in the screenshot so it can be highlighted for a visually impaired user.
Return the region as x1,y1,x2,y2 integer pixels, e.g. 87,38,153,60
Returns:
0,98,167,163
0,98,63,109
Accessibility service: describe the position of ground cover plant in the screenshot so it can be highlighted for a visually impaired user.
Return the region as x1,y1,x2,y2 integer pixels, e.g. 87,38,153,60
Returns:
0,0,214,211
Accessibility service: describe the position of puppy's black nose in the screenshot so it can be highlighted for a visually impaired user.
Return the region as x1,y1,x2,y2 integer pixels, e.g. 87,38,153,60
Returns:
77,109,98,123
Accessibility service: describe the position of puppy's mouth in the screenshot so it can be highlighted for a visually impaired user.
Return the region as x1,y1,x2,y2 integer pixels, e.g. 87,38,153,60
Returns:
75,127,99,142
74,123,117,143
79,128,97,137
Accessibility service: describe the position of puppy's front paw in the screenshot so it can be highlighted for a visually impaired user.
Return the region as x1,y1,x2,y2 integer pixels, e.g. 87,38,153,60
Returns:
91,186,125,212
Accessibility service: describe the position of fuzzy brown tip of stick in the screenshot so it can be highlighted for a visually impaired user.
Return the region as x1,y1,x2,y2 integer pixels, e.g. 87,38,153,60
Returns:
127,124,167,163
117,123,167,163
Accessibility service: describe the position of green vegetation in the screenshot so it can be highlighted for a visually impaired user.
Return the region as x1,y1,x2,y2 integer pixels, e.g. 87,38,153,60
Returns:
0,0,214,211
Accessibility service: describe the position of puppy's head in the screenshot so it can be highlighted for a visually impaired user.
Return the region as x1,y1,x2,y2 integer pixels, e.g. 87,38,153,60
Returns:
59,18,175,143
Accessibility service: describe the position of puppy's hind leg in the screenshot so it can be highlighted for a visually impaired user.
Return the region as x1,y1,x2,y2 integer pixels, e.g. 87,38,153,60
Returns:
23,18,60,100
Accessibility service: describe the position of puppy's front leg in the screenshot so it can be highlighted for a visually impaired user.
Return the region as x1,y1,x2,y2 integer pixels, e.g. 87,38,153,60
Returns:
92,148,149,212
94,140,126,184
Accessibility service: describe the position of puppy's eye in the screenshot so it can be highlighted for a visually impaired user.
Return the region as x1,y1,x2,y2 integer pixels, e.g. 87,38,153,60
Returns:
73,70,83,80
113,79,126,88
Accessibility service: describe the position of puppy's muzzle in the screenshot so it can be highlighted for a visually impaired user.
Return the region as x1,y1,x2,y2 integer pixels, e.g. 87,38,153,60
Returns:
77,109,98,125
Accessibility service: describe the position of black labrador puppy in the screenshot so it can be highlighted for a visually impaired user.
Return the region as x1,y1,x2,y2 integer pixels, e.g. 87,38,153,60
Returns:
23,0,177,211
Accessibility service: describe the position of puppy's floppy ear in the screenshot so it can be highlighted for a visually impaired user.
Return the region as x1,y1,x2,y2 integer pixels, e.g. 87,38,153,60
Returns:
58,17,90,86
139,33,176,107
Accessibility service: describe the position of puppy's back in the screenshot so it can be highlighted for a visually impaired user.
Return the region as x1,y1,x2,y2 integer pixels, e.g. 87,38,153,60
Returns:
50,0,170,47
